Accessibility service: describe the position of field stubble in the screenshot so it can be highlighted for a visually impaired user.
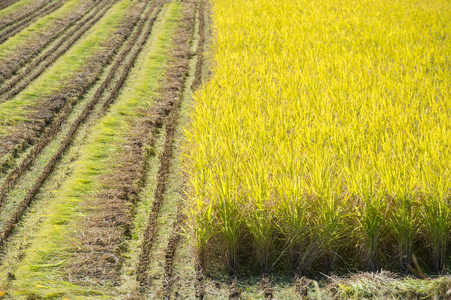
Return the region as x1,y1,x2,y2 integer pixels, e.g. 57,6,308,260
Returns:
0,0,20,11
0,0,66,44
0,0,116,100
0,0,145,246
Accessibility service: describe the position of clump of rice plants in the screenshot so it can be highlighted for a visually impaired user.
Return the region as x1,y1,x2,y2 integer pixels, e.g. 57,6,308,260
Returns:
184,0,451,276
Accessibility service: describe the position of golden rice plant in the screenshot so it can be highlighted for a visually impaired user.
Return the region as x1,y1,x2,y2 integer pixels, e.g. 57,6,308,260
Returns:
184,0,451,275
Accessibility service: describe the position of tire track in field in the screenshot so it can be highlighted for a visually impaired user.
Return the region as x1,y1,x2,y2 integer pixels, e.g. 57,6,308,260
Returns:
162,202,187,299
0,0,20,10
0,0,116,102
0,0,66,44
0,0,165,250
135,1,195,292
161,1,206,298
0,0,110,92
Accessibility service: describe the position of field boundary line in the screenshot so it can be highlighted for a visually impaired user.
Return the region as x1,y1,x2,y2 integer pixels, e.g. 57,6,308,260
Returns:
135,1,195,292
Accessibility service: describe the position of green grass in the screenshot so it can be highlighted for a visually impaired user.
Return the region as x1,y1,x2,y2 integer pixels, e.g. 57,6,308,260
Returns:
0,2,182,298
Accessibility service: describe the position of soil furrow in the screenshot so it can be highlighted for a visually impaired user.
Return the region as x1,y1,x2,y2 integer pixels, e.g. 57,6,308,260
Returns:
0,0,115,101
0,0,159,248
191,0,205,90
0,0,65,44
135,1,195,290
0,0,20,10
162,202,187,299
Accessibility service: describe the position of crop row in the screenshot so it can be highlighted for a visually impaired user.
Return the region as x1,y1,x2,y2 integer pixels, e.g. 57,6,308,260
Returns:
0,0,20,10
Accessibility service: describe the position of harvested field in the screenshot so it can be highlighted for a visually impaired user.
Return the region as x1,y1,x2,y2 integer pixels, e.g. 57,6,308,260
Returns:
0,0,110,90
0,0,66,44
0,0,20,11
0,0,52,28
1,0,450,299
0,0,210,298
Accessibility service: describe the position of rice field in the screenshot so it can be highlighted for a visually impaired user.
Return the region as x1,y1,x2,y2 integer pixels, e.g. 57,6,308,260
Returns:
185,0,451,277
0,0,209,298
1,0,451,297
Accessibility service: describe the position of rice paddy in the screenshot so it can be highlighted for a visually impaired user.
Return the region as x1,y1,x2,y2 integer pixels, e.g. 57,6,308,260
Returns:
185,0,451,277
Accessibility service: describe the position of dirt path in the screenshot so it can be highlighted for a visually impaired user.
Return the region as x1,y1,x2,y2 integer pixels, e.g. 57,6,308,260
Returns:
0,0,112,96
